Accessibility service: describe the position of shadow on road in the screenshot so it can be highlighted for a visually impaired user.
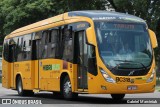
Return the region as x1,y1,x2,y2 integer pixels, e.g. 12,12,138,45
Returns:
4,93,129,104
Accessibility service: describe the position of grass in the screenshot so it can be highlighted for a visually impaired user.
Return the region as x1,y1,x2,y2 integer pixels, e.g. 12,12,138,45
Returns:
0,77,1,83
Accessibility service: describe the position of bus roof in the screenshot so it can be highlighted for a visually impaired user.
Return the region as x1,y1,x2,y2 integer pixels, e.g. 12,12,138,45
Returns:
68,11,145,23
10,14,64,35
6,11,146,39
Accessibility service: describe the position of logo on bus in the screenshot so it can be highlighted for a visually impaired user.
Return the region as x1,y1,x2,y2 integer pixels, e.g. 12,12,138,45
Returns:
43,64,60,71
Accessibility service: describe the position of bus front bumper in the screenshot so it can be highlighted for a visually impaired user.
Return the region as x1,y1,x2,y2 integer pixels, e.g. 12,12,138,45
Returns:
96,82,156,94
87,81,156,94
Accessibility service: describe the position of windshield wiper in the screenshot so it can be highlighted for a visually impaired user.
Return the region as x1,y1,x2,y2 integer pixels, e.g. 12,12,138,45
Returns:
109,61,134,71
114,60,147,70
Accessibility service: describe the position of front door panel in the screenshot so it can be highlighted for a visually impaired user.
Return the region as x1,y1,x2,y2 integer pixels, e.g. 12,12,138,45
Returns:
76,31,88,89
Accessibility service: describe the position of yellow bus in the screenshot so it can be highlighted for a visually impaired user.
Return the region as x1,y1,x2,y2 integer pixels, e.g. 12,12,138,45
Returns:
2,11,158,100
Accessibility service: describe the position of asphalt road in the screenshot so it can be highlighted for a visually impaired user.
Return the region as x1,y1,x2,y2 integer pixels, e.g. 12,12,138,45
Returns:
0,84,159,107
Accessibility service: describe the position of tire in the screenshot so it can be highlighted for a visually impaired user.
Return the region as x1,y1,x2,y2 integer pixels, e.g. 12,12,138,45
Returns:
111,94,125,100
62,76,78,100
16,76,34,96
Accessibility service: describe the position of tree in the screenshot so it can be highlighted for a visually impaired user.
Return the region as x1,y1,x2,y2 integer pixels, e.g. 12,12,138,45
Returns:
0,0,106,42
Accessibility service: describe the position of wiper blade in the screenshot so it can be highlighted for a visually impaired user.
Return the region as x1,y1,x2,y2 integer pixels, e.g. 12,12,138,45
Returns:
110,61,135,71
114,60,147,70
110,63,120,71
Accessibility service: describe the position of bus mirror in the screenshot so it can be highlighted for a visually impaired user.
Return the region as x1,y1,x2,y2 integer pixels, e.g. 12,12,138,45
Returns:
148,29,158,48
86,27,94,45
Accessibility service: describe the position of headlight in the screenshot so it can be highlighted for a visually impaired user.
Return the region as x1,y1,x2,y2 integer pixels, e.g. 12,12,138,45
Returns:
100,68,115,83
146,69,155,83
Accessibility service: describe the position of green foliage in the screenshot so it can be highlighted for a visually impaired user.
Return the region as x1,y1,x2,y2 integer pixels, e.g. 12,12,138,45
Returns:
0,0,106,42
0,0,56,35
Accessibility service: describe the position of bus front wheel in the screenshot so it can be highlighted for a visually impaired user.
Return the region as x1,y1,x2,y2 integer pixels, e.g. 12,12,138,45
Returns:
62,76,78,100
111,94,125,100
16,76,34,96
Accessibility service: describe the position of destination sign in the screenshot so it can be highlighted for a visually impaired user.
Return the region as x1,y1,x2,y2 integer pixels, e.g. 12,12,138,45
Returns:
99,23,145,31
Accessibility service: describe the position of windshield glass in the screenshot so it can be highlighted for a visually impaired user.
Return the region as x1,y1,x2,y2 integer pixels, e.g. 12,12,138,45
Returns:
94,21,152,69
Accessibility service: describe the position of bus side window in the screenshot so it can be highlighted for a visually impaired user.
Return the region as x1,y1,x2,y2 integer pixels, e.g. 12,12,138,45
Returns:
16,37,23,61
3,40,9,61
22,34,32,60
41,31,48,59
8,39,15,62
56,27,62,59
47,29,58,58
13,37,18,62
62,25,73,62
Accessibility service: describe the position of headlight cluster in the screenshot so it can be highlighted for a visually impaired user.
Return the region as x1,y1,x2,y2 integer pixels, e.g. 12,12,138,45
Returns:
100,68,115,83
146,69,155,83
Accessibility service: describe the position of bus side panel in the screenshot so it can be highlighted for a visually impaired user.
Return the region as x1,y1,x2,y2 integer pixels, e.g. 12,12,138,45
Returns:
34,60,39,89
30,60,35,89
11,62,14,88
2,60,11,89
39,59,61,91
88,72,100,93
38,59,77,92
14,61,32,90
72,64,78,92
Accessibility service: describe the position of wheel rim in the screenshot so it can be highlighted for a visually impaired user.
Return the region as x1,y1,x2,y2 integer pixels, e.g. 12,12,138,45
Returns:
18,80,22,93
64,81,72,96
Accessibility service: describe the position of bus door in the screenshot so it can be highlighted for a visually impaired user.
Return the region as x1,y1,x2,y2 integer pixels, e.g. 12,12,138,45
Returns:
75,31,88,90
32,32,42,89
33,31,50,90
9,44,15,88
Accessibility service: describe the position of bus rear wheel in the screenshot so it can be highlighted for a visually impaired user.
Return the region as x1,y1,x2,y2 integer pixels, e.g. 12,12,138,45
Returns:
111,94,125,100
62,76,78,100
16,76,34,96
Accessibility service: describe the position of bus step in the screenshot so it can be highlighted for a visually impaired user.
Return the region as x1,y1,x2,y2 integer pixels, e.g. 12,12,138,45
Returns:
75,89,88,93
33,89,40,93
10,87,15,89
75,91,88,94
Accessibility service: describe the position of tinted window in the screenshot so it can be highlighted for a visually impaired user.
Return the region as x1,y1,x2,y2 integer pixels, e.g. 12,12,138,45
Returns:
62,25,73,62
3,40,9,61
47,29,59,58
41,31,48,58
22,34,32,60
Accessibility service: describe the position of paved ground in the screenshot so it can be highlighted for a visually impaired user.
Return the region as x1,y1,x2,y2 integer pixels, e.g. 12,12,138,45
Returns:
0,84,159,107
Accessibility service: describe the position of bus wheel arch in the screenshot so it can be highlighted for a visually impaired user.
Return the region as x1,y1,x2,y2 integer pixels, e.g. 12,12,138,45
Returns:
15,74,21,90
15,74,34,96
16,74,24,96
60,72,68,92
60,72,78,100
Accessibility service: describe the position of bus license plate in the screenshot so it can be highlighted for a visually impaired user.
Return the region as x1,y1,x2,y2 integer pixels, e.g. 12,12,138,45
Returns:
127,86,137,90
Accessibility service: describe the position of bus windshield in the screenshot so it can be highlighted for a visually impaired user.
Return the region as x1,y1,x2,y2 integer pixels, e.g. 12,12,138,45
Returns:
94,22,152,70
